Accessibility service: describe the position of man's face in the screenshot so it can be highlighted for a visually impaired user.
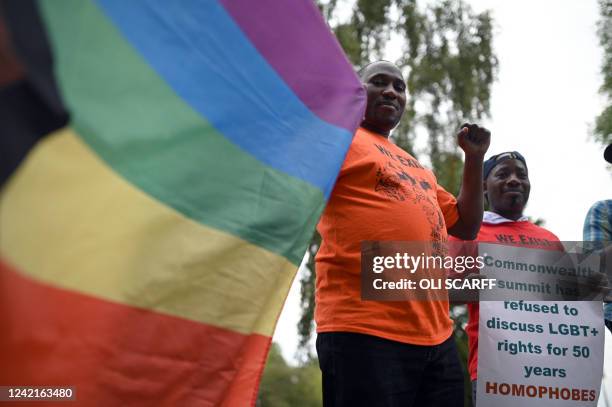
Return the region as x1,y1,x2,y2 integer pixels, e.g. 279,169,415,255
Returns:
485,159,531,219
361,62,407,135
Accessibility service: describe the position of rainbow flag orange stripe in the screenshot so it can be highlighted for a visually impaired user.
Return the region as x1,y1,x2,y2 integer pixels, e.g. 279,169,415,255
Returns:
0,0,365,405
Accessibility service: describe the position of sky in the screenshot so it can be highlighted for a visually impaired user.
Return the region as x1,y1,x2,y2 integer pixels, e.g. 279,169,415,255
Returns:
464,0,610,242
274,0,612,403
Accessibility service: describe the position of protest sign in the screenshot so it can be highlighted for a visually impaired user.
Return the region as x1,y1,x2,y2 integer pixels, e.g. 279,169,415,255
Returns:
477,244,604,406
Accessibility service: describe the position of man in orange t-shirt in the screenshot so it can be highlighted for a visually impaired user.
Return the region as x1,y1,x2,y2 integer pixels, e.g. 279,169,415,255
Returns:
315,60,490,407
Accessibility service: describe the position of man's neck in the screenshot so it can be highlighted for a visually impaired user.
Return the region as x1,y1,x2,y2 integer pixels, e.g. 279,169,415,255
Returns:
483,211,529,224
491,210,525,221
361,122,390,137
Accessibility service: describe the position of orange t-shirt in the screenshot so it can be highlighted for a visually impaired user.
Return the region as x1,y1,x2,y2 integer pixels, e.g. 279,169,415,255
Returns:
315,127,459,345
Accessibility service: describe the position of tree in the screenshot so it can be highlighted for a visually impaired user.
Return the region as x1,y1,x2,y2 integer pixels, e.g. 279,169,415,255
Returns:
296,235,319,362
594,0,612,145
451,304,473,406
257,343,322,407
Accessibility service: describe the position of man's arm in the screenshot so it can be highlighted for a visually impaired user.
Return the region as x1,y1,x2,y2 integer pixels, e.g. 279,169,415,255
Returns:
447,124,490,240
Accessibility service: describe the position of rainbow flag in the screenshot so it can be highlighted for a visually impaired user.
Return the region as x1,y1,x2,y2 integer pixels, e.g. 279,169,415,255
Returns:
0,0,365,405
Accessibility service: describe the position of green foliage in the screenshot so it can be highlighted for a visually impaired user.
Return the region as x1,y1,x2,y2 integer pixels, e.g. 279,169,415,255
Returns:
594,0,612,145
397,0,497,188
326,0,394,65
296,233,320,363
451,304,473,407
257,343,322,407
431,150,464,195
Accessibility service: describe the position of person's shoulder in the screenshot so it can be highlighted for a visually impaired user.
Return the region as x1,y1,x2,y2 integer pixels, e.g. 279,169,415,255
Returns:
354,127,368,138
350,127,382,150
584,201,612,226
524,221,561,242
353,128,427,167
587,200,612,213
345,127,374,156
353,126,378,141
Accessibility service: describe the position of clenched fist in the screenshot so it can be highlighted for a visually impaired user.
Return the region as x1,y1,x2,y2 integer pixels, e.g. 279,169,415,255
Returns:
457,123,490,158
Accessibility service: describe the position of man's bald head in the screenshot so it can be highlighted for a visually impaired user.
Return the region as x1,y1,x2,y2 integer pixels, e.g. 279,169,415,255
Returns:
359,60,403,82
359,61,407,137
